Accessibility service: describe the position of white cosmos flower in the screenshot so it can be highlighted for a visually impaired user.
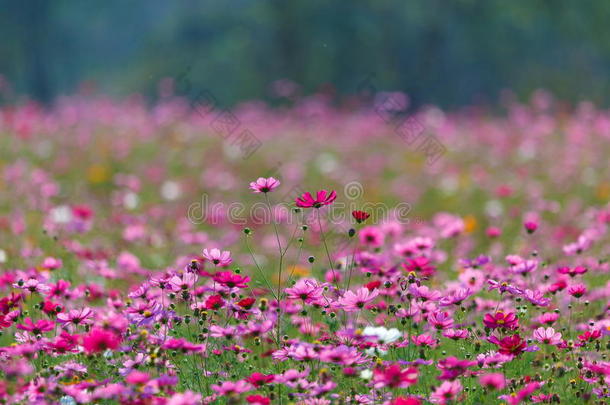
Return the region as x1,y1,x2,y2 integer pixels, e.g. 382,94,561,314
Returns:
360,369,373,380
363,326,402,344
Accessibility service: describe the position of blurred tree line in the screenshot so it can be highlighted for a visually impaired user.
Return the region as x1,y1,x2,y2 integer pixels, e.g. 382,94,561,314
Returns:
2,0,610,107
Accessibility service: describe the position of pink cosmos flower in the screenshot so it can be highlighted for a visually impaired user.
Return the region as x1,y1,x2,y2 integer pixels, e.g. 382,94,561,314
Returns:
295,190,337,208
436,356,477,380
210,380,252,396
16,318,55,335
533,327,562,345
567,283,587,298
202,248,232,266
409,284,441,302
479,373,506,390
411,334,438,347
430,380,462,404
427,311,454,330
442,329,469,340
82,328,121,353
372,364,418,388
166,391,202,405
169,273,199,291
522,289,551,307
439,288,472,306
57,307,94,327
285,278,324,304
359,226,385,247
338,287,379,312
42,257,63,270
498,382,541,404
14,279,51,294
404,256,436,277
483,311,519,330
213,271,250,289
249,177,280,193
557,265,587,277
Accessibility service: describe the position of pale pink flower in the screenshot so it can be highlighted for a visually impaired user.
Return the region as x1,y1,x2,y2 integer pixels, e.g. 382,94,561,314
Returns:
533,327,562,345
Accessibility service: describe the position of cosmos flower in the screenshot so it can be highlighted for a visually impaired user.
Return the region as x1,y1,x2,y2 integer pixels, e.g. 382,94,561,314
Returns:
532,327,562,345
210,380,253,395
359,226,385,247
202,248,233,266
372,364,418,388
436,356,477,380
352,210,371,223
478,373,506,390
430,380,462,404
557,265,587,277
295,190,337,208
285,278,325,304
82,328,121,353
404,256,436,277
488,334,532,356
427,311,454,330
483,311,519,330
249,177,280,193
338,287,379,312
567,283,587,298
362,326,401,344
57,307,94,327
212,271,250,289
16,318,55,335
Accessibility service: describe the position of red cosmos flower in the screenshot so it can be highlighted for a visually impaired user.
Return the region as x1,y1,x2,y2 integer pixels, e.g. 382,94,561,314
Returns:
578,329,601,342
372,364,418,389
557,266,587,277
204,294,225,310
212,271,250,289
365,280,381,291
483,311,519,330
403,256,436,277
489,334,527,356
237,297,256,310
16,318,55,335
352,210,370,223
82,328,121,353
295,190,337,208
245,372,274,387
42,300,62,315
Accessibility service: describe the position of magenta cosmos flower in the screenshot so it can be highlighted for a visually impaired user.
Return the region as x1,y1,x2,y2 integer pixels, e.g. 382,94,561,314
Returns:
372,364,418,389
295,190,337,208
82,328,121,353
212,271,250,289
202,248,232,266
249,177,280,193
483,311,519,330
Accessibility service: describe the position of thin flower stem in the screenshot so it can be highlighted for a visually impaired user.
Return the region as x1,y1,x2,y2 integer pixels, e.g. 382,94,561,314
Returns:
317,209,338,289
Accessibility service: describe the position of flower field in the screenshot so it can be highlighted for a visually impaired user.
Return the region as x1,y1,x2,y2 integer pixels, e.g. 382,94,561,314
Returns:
0,93,609,404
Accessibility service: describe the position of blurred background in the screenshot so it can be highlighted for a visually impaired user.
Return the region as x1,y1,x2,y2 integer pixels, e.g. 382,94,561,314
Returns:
2,0,610,107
